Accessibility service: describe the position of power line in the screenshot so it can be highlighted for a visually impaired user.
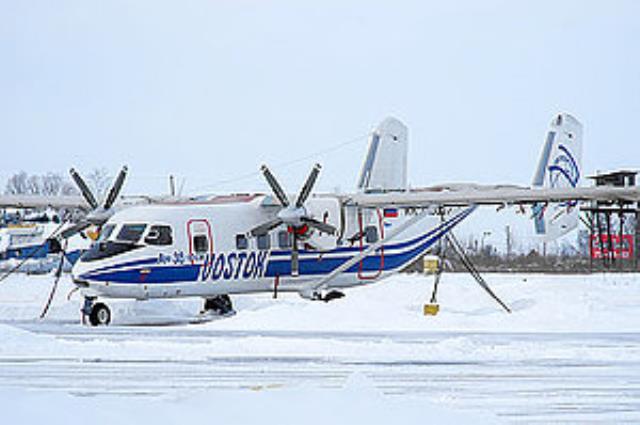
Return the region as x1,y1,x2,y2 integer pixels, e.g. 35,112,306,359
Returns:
191,132,368,193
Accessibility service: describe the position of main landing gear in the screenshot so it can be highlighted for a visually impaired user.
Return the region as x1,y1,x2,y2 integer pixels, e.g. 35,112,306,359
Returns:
81,296,111,326
301,289,345,302
202,295,235,317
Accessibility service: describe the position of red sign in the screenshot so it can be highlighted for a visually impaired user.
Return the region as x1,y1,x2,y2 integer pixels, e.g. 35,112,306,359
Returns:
590,234,634,259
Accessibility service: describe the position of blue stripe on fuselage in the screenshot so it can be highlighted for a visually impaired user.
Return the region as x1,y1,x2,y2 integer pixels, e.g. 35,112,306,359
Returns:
84,257,159,274
80,206,475,284
266,205,473,276
83,264,201,284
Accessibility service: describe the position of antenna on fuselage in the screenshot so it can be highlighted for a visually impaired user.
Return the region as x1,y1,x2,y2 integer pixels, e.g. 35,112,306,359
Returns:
169,175,176,197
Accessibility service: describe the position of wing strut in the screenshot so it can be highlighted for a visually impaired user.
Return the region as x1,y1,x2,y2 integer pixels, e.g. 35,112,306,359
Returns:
429,212,448,305
298,209,430,300
446,232,511,313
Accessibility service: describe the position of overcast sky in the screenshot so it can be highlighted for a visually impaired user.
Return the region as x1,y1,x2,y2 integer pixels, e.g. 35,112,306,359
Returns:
2,0,639,206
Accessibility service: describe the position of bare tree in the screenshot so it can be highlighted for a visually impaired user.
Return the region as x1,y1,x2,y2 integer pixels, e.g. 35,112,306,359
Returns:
4,171,79,196
5,171,29,195
26,175,42,194
59,180,78,196
41,172,63,195
505,225,513,259
624,213,636,235
577,229,590,257
86,168,112,200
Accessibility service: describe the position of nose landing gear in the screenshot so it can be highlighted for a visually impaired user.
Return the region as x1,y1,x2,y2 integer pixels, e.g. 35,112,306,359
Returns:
81,296,111,326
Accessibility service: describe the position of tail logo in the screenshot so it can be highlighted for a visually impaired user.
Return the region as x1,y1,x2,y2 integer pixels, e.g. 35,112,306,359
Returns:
548,145,579,188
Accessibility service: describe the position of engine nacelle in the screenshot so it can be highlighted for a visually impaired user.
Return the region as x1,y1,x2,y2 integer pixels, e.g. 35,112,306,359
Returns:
302,197,341,250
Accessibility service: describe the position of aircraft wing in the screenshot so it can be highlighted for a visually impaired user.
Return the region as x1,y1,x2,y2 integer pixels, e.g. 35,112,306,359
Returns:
0,194,89,210
345,184,640,208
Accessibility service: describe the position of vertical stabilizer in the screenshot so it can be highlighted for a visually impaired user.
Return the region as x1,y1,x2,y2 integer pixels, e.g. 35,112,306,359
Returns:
357,117,408,193
532,113,583,240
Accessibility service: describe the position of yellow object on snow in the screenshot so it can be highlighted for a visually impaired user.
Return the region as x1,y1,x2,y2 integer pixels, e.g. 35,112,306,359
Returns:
422,255,440,274
423,303,440,316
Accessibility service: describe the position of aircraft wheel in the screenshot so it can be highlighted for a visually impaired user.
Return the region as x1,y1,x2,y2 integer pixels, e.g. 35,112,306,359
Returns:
89,302,111,326
203,295,233,315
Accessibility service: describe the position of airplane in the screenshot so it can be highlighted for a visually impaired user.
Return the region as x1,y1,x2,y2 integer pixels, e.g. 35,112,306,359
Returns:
1,113,639,326
0,209,89,269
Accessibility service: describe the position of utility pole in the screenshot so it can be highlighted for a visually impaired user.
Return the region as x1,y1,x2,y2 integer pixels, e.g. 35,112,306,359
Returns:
481,231,491,254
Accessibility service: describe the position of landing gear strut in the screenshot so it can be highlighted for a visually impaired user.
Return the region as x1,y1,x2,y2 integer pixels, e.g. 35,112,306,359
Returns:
81,296,111,326
202,295,235,316
318,290,345,302
302,289,345,302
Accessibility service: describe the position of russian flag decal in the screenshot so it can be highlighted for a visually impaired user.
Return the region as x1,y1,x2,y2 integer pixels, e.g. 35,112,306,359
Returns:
383,208,399,218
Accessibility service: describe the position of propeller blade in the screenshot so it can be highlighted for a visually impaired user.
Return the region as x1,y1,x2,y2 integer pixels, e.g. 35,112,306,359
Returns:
291,232,299,277
261,165,289,207
70,168,99,210
103,166,128,210
295,163,321,208
301,217,337,235
60,221,92,240
249,218,283,237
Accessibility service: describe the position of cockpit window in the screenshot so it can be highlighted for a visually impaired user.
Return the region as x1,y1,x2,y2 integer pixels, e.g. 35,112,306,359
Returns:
145,225,173,246
98,224,116,242
81,241,142,262
117,224,147,243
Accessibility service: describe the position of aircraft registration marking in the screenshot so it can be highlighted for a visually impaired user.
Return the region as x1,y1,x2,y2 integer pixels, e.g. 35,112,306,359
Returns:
158,251,269,281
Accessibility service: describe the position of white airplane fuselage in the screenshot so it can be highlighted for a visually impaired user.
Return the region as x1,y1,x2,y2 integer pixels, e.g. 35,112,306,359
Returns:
72,194,474,301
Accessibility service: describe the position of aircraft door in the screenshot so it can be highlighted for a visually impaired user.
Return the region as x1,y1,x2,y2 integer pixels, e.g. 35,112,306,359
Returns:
187,219,213,263
357,208,384,280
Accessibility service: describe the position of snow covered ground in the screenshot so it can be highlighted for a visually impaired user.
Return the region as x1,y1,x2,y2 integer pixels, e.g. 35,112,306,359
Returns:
1,272,639,424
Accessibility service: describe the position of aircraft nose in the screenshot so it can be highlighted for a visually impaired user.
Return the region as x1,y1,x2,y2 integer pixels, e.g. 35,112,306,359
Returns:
70,258,91,286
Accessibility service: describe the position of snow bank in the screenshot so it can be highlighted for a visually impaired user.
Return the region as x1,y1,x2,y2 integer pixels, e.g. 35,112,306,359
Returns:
211,272,640,333
1,271,640,332
2,374,501,425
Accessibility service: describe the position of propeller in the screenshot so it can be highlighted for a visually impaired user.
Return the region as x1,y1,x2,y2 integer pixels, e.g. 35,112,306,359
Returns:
61,166,128,239
249,163,337,276
2,167,128,319
40,167,128,319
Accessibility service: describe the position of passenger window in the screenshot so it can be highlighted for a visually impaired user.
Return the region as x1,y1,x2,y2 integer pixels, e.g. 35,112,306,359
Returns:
365,226,378,243
193,235,209,253
98,224,116,242
257,234,270,250
145,225,173,246
236,234,248,250
117,224,147,243
278,230,291,249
